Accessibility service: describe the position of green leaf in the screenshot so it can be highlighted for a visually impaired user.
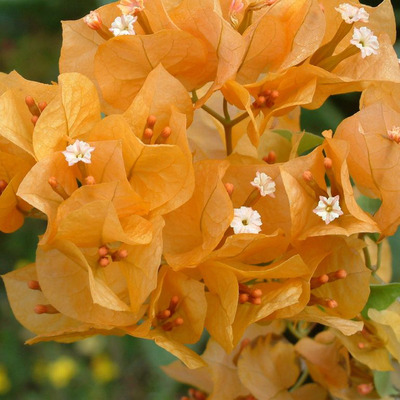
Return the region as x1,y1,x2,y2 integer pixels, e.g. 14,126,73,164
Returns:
272,129,323,155
272,129,292,142
374,370,400,397
356,194,382,215
297,132,324,155
361,283,400,319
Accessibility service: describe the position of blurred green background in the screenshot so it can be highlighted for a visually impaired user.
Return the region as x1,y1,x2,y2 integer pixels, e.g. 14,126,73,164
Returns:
0,0,399,399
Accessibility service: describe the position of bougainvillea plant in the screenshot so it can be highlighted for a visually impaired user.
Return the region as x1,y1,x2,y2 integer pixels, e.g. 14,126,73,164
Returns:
2,0,400,398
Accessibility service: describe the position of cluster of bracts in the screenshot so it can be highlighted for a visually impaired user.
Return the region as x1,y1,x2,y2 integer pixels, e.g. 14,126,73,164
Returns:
2,0,400,399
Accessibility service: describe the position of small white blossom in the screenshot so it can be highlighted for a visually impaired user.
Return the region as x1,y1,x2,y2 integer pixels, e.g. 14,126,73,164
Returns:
83,11,102,30
118,0,145,15
250,171,276,197
335,3,369,24
62,140,95,166
350,26,379,58
388,126,400,144
109,15,137,36
313,195,343,225
230,206,262,234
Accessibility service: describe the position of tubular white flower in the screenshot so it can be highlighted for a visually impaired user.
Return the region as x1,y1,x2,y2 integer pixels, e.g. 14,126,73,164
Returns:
83,11,102,30
109,15,137,36
62,140,95,166
388,126,400,144
250,171,276,197
230,206,262,234
335,3,369,24
313,195,343,225
118,0,145,15
350,26,379,58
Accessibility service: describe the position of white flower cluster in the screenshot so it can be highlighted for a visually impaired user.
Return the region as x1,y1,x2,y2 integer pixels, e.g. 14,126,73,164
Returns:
109,15,137,36
335,3,369,24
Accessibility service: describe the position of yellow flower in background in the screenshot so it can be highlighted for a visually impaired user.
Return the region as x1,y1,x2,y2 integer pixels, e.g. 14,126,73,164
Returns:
0,366,11,395
46,356,78,388
91,354,119,383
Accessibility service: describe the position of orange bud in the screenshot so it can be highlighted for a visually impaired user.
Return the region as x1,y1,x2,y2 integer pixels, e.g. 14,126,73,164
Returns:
326,299,338,309
27,280,41,291
98,246,109,257
357,383,374,395
38,101,47,112
98,257,110,267
239,293,249,303
142,128,153,144
111,249,128,261
323,157,333,170
250,288,262,298
169,295,179,315
308,294,338,309
162,317,183,331
310,274,329,289
156,126,172,144
156,309,171,320
31,115,39,126
250,297,262,305
303,170,313,182
224,182,234,196
146,115,157,129
25,96,40,116
0,179,8,194
324,269,348,283
84,175,96,185
48,177,69,200
34,304,59,314
270,89,279,99
263,150,276,164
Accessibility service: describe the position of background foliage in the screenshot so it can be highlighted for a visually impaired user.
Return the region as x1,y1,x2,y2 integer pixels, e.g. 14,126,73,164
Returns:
0,0,399,398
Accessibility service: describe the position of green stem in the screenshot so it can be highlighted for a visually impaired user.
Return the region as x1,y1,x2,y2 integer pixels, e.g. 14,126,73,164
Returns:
361,238,373,271
201,104,226,125
223,98,230,121
290,368,309,392
228,111,249,126
286,321,303,340
191,90,199,103
225,124,233,156
376,242,382,272
191,90,249,156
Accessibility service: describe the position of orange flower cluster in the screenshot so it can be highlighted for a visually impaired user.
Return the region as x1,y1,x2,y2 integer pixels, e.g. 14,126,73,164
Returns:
2,0,400,398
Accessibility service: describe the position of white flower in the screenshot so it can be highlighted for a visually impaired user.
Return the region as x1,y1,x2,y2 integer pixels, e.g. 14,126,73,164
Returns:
313,195,343,225
388,126,400,144
118,0,145,15
62,140,95,166
335,3,369,24
109,15,137,36
83,11,102,30
230,206,262,234
350,26,379,58
250,171,276,197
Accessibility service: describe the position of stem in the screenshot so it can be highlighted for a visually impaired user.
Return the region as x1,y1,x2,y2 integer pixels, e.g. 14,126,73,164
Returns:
362,242,373,271
201,104,226,125
137,12,153,35
290,367,309,392
286,321,304,340
223,98,230,121
317,45,359,72
191,90,198,103
376,242,382,271
191,90,249,156
225,124,233,156
228,111,249,126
